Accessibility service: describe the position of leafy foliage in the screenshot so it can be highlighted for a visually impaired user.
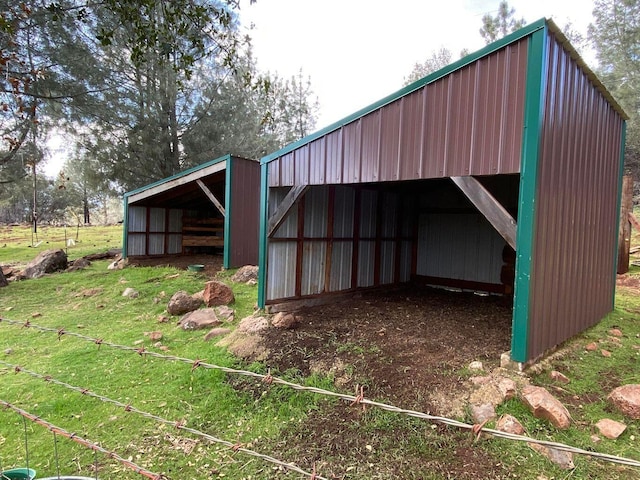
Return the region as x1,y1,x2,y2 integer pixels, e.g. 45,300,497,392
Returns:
589,0,640,185
479,1,526,44
403,47,453,86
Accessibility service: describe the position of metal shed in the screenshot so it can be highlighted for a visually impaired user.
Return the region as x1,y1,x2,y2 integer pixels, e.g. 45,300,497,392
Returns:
123,154,260,269
257,19,628,365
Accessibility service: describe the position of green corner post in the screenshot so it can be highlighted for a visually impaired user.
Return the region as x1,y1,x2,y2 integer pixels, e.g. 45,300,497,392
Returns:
223,154,233,269
612,122,627,307
511,23,548,363
257,162,269,309
122,197,129,258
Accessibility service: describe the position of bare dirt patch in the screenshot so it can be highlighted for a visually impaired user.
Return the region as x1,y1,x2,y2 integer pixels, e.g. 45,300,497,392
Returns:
255,286,514,479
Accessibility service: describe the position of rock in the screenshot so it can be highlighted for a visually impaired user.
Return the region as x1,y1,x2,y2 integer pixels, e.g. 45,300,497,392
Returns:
122,287,139,298
550,371,570,384
470,403,496,424
595,418,627,439
192,290,204,302
529,443,575,470
204,327,232,341
203,280,235,306
608,384,640,419
237,315,269,334
167,291,203,316
496,377,517,401
585,342,598,351
468,361,483,371
215,305,235,322
496,414,525,435
178,309,222,330
157,315,169,323
107,255,127,270
469,376,492,386
231,265,259,283
148,331,163,341
469,383,505,407
590,434,601,443
609,328,623,337
521,386,571,429
271,312,299,329
4,348,13,355
601,349,611,357
67,257,91,272
22,249,68,279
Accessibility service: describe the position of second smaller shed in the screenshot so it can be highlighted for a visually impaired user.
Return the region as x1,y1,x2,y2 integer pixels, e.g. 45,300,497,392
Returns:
123,154,260,269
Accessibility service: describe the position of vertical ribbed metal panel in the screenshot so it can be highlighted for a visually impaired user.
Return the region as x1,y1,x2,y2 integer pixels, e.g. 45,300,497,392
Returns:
358,241,375,287
269,188,298,238
301,242,326,295
229,157,260,267
267,243,297,300
333,186,355,236
330,242,353,291
303,187,328,237
148,234,165,254
128,206,147,232
149,208,165,232
417,213,504,284
380,241,395,284
266,38,528,187
168,209,182,232
359,189,378,237
128,235,147,256
295,146,310,185
380,192,398,237
360,111,381,183
309,138,326,185
399,241,412,282
527,33,624,360
167,234,181,254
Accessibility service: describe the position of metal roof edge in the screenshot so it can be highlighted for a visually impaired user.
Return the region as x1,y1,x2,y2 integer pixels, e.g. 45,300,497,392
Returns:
545,18,629,120
260,18,548,165
123,153,232,199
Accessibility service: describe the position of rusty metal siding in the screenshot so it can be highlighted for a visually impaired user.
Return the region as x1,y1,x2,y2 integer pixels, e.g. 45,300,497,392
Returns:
267,40,528,188
527,33,624,361
228,158,260,267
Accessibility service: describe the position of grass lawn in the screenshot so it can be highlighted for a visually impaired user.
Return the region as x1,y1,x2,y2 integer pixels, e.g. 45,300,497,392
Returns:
0,224,639,479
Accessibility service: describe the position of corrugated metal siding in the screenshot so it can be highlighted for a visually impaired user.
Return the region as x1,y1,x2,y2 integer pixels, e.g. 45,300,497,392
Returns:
267,243,297,300
527,33,624,360
267,38,528,187
417,213,505,284
127,206,147,255
148,234,165,255
301,242,326,295
329,242,353,291
149,208,165,232
229,158,260,267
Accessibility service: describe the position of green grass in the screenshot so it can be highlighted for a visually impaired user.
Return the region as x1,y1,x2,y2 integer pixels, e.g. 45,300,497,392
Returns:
1,225,640,479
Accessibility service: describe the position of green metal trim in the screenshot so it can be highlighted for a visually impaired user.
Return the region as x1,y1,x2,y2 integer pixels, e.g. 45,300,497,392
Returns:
123,154,232,199
223,157,233,269
122,198,129,258
612,121,628,306
260,18,547,166
510,25,549,363
257,163,269,308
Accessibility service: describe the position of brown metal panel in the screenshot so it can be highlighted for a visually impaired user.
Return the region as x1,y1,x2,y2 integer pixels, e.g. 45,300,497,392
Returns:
280,152,295,186
399,90,424,180
422,76,448,178
325,129,343,184
229,157,260,267
360,111,381,183
309,137,326,185
379,102,401,182
294,145,310,185
444,66,474,177
268,158,280,187
527,33,624,361
342,120,362,183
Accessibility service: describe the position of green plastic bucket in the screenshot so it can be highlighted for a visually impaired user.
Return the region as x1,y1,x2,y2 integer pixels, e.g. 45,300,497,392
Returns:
0,468,36,480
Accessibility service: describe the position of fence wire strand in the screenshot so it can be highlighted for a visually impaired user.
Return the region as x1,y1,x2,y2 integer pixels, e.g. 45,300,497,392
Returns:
0,400,164,480
2,316,640,469
1,361,328,480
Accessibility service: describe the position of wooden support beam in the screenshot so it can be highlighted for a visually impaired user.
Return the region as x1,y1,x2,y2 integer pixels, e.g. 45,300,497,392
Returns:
267,184,309,237
196,179,225,217
451,176,517,250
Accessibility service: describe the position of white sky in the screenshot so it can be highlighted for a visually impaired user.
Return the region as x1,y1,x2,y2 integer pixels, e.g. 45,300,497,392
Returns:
239,0,596,128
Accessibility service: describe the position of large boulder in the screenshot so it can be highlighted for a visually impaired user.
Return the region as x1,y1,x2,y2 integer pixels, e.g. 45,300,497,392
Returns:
22,249,68,279
167,291,204,316
521,386,571,429
608,384,640,419
203,280,235,306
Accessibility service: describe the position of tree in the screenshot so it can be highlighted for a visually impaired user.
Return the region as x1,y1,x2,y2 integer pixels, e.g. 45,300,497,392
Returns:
403,48,453,86
589,0,640,184
479,1,526,44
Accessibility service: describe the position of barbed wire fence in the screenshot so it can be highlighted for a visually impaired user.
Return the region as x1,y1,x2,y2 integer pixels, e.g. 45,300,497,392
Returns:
2,316,640,474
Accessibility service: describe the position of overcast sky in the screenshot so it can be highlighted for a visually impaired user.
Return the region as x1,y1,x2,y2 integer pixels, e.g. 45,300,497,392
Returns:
239,0,596,128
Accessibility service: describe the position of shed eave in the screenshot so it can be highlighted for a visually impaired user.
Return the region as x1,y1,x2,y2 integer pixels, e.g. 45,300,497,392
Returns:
124,153,232,202
125,155,230,205
260,18,548,166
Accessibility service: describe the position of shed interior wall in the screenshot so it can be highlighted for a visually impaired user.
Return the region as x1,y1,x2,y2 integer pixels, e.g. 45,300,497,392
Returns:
265,175,520,304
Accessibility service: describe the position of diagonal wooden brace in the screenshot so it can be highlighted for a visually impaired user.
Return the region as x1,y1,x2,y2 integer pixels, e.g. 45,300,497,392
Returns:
268,184,309,237
196,179,225,217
